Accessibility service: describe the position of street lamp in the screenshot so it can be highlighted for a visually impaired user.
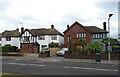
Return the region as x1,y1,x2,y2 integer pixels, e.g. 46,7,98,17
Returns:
108,14,113,63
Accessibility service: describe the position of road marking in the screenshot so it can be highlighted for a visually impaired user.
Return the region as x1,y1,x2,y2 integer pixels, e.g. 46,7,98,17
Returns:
8,63,26,66
64,66,70,68
64,66,118,72
29,64,45,67
15,59,21,60
72,67,111,71
8,63,17,65
8,63,45,67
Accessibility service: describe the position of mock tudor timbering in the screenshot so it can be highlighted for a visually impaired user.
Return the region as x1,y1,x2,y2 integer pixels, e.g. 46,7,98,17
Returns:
19,25,64,53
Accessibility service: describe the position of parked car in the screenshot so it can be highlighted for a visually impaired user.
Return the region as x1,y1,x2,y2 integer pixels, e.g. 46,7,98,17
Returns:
41,47,50,52
56,48,68,56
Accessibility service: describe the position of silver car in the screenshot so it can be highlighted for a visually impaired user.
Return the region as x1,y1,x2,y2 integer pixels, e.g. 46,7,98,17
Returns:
56,48,68,56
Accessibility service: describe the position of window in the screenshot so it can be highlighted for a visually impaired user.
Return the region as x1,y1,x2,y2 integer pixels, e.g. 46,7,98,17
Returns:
76,33,86,38
38,35,45,40
24,36,29,41
97,34,100,38
67,36,71,42
119,34,120,39
0,37,1,41
100,34,103,38
51,35,57,40
93,34,95,38
41,45,47,50
6,37,11,41
93,34,103,39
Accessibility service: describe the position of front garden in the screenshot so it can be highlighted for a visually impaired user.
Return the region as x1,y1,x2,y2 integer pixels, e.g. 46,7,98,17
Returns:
0,44,22,56
64,38,120,61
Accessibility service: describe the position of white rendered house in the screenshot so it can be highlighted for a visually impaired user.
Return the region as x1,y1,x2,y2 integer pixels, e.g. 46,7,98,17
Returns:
20,25,64,53
1,29,21,48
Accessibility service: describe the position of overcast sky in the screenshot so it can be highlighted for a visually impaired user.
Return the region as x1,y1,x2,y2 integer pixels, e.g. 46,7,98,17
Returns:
0,0,119,38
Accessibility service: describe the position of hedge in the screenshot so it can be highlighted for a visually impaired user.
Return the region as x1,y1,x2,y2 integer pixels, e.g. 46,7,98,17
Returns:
1,45,18,53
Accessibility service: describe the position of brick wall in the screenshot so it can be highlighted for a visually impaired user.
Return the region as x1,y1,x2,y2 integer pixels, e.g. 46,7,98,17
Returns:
20,43,39,53
64,24,91,49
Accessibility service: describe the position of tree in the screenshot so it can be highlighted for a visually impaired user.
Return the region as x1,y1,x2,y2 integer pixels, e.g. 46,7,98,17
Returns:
102,38,118,45
78,38,86,51
85,41,103,54
102,38,119,53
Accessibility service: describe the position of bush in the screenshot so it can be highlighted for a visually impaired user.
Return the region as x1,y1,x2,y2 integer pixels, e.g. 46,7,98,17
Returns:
49,42,58,48
2,45,18,53
85,41,103,54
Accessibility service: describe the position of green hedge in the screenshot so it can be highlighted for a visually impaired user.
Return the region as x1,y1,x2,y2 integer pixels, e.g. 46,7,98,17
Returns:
1,44,18,53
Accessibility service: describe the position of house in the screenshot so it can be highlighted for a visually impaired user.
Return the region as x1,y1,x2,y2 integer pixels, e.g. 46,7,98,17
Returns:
63,21,108,51
1,29,21,48
0,33,2,46
20,25,64,53
118,32,120,42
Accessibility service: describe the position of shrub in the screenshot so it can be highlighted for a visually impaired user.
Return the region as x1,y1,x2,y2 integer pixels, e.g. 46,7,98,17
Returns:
49,42,58,48
85,41,103,54
2,45,18,53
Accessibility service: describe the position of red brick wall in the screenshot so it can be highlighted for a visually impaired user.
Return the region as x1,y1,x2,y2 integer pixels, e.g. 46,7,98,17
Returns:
20,43,39,53
64,24,91,49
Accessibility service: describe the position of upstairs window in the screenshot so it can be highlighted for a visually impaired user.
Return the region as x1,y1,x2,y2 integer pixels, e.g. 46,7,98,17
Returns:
76,33,86,38
93,34,103,39
51,35,57,40
38,35,45,40
6,37,11,41
24,36,29,41
67,36,71,42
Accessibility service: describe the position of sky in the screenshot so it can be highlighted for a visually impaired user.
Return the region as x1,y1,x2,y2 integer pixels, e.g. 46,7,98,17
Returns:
0,0,119,38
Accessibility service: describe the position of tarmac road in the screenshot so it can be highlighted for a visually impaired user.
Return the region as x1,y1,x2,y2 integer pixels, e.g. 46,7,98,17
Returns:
2,56,119,75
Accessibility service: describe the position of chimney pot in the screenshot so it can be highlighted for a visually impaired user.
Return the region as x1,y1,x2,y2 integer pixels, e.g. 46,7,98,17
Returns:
21,27,24,33
103,22,106,31
67,25,69,29
16,28,19,32
51,24,54,29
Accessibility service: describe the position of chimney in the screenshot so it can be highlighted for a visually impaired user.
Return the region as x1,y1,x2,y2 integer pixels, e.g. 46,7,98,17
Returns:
16,28,19,32
51,24,54,29
67,25,69,29
21,27,24,33
103,22,106,31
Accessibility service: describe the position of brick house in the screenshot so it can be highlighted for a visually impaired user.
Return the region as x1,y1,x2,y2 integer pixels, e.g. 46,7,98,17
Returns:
63,21,108,51
20,25,64,53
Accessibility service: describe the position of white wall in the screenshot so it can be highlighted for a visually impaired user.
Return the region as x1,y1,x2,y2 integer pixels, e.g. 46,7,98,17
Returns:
59,35,64,44
37,35,64,51
37,35,50,51
2,37,20,48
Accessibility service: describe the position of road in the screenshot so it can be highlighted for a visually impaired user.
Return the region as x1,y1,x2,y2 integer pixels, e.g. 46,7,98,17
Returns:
2,56,119,75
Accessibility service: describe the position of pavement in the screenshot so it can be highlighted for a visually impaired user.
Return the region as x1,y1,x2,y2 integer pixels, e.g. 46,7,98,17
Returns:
2,56,119,65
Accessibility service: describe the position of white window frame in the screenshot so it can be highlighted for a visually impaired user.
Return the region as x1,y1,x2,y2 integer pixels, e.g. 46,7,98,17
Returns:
6,37,11,41
38,35,45,40
51,35,57,40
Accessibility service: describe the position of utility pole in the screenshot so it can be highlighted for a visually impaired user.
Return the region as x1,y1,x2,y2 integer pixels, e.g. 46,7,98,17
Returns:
108,14,113,63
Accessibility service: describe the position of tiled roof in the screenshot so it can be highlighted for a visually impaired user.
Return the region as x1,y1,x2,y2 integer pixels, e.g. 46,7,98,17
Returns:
64,21,108,34
21,28,63,36
2,30,21,37
85,26,108,33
